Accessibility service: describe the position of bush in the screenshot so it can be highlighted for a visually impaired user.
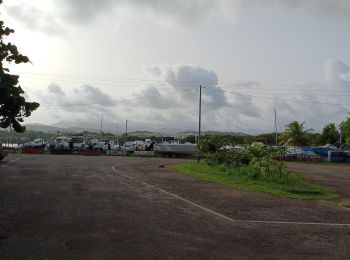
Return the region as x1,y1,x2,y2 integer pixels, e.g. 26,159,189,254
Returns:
199,135,228,154
226,150,253,166
204,147,282,166
204,146,288,183
250,156,288,182
205,152,227,166
205,149,253,167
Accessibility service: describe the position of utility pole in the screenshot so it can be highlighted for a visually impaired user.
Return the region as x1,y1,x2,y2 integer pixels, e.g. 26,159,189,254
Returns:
125,120,129,142
197,85,202,162
274,108,278,146
124,120,129,151
100,114,103,139
116,122,119,144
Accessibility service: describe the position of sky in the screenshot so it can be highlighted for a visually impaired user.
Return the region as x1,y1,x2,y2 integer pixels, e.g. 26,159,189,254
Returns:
1,0,350,133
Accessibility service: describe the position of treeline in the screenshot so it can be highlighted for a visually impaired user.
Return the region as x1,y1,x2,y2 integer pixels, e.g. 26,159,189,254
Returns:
1,115,349,147
196,116,350,148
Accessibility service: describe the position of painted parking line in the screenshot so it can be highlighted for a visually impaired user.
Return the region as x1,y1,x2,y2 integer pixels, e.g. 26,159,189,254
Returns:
1,157,20,168
112,164,350,227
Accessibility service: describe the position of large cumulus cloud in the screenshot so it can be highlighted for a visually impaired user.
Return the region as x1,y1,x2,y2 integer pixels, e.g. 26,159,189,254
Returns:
144,64,229,109
29,83,116,118
127,64,261,131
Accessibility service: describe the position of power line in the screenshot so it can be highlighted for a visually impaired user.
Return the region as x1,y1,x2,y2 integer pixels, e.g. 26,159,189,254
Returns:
19,74,350,97
18,72,205,87
203,86,350,106
16,71,350,107
19,76,201,89
36,84,350,109
41,88,194,107
19,71,350,89
218,91,350,97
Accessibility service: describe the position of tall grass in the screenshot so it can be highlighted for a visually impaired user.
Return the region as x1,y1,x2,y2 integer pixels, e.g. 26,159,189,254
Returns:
175,162,334,200
218,164,292,184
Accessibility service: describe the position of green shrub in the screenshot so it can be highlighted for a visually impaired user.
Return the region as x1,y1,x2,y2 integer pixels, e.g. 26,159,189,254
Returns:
203,146,289,183
205,152,227,166
226,150,253,166
204,146,282,167
249,156,288,183
205,149,254,167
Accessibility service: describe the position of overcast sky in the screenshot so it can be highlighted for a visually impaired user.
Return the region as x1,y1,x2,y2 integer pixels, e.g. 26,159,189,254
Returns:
2,0,350,133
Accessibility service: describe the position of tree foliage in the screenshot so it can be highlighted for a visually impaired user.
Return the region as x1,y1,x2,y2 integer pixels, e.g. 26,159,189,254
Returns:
180,135,196,144
0,1,39,132
320,123,339,145
199,135,229,153
279,121,313,146
340,116,350,146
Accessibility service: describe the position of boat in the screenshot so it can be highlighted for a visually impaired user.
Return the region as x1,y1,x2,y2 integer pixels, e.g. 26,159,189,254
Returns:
49,136,71,150
24,139,48,148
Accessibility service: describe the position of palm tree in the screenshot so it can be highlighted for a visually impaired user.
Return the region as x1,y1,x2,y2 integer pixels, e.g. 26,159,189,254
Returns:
279,121,313,146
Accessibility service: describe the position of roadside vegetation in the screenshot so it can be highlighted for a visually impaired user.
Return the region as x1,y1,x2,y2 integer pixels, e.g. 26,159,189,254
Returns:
175,146,333,200
0,3,40,133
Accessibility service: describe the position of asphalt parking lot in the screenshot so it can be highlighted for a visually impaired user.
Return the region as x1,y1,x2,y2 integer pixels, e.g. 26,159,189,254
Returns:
1,154,350,259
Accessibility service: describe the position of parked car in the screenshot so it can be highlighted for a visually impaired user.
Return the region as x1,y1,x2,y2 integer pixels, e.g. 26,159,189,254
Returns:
70,136,88,150
89,140,105,150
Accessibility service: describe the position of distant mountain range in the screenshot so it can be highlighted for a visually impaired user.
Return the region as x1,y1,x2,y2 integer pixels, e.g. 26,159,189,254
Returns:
25,123,248,137
25,123,99,134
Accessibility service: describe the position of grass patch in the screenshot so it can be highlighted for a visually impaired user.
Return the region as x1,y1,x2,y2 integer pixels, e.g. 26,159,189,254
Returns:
339,199,350,208
175,162,334,200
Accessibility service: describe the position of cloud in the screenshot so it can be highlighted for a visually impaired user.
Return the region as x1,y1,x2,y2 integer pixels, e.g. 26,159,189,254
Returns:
231,93,260,118
127,63,261,132
47,83,65,96
136,64,226,109
233,81,260,88
5,0,350,33
72,85,114,105
149,64,228,109
267,59,350,131
5,4,63,34
57,0,350,27
59,0,115,24
324,59,350,86
133,85,178,109
34,84,115,114
259,0,350,25
56,0,241,26
22,60,350,134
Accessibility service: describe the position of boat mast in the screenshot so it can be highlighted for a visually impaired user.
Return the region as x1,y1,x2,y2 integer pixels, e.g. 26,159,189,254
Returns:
274,108,278,146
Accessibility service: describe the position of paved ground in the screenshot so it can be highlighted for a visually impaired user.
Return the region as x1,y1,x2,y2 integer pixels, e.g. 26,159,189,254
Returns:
288,162,350,200
1,154,350,259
